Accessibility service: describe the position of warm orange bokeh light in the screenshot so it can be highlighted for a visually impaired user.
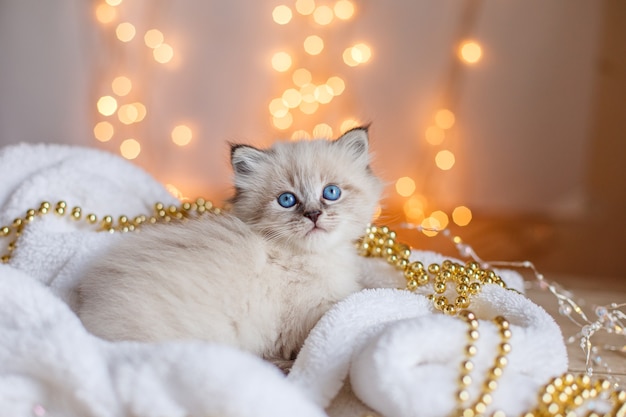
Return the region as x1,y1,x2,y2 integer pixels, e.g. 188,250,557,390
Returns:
395,177,416,197
459,40,482,64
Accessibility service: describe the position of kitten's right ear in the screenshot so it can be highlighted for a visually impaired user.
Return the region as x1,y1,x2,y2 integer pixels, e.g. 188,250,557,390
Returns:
230,144,267,175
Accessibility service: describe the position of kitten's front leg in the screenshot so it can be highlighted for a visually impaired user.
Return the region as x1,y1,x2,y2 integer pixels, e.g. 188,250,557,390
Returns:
267,357,295,374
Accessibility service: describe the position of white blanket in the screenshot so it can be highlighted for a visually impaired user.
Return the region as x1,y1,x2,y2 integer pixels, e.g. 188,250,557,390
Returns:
0,143,568,417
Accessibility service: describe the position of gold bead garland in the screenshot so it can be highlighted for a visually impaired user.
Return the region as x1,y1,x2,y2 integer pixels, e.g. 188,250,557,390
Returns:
358,225,507,315
1,200,624,416
0,198,220,263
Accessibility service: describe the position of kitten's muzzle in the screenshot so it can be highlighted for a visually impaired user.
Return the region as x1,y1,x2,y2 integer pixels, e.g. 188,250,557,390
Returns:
303,210,322,224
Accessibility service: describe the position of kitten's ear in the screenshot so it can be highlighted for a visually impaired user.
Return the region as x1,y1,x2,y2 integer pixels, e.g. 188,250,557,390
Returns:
230,144,267,175
334,126,370,162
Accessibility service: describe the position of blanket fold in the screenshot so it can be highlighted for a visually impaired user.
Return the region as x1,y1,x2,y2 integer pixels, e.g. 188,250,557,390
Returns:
0,143,568,417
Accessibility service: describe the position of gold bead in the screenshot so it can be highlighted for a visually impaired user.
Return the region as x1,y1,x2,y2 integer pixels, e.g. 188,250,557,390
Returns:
468,329,479,340
428,263,440,274
56,201,67,209
457,275,470,285
462,409,475,417
459,310,476,321
417,273,429,285
396,258,408,269
434,282,446,294
40,201,51,210
466,261,480,270
455,296,469,308
460,374,472,386
12,218,23,228
443,305,456,315
474,401,486,413
1,226,10,236
461,360,474,371
434,296,447,310
484,380,498,392
495,355,508,367
87,214,97,224
182,202,192,211
499,342,512,354
458,389,470,402
1,255,10,263
466,345,477,356
502,329,512,340
406,280,418,291
155,202,165,211
119,215,128,224
102,215,113,225
71,207,81,220
469,282,481,294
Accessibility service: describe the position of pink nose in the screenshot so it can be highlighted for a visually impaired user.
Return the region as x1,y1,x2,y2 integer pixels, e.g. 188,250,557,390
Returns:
304,210,322,224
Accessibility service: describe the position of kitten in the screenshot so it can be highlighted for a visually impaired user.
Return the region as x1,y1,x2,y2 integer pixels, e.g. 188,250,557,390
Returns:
77,127,383,369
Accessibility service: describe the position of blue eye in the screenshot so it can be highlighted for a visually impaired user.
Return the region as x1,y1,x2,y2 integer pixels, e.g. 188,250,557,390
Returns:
277,192,297,208
322,184,341,201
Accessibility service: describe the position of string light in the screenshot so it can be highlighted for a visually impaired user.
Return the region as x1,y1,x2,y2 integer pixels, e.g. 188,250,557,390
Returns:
312,123,333,138
271,51,292,72
425,125,445,145
97,95,118,116
395,177,416,197
117,103,139,125
303,35,324,55
95,4,117,24
459,40,483,64
452,206,472,226
340,118,360,133
435,149,456,170
153,43,174,64
435,108,455,130
272,5,293,25
115,22,136,42
312,5,334,25
111,76,132,96
171,125,193,146
144,29,164,48
93,121,114,142
292,68,312,87
333,0,355,20
295,0,315,16
119,138,141,159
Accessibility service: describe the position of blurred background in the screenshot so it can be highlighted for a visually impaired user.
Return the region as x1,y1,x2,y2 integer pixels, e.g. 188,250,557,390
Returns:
0,0,624,289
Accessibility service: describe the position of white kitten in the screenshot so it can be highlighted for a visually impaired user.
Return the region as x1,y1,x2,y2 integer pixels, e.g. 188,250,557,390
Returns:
77,127,383,369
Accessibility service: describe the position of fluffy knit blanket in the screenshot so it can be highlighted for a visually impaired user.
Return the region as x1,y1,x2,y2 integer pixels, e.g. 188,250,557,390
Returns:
0,143,568,417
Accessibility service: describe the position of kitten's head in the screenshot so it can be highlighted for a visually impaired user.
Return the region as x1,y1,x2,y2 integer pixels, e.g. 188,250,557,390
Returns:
229,127,383,252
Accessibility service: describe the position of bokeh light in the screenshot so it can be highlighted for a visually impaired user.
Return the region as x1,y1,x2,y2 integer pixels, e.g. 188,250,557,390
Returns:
452,205,473,226
269,98,289,118
295,0,316,16
95,4,117,24
272,112,293,130
111,76,132,96
291,130,311,140
171,125,193,146
272,5,293,25
313,123,333,138
292,68,312,87
340,118,360,133
153,43,174,64
395,177,416,197
97,95,118,116
435,150,456,170
117,103,139,125
435,108,455,130
115,22,136,42
271,51,292,72
282,88,302,108
334,0,355,20
120,139,141,160
144,29,164,48
93,121,114,142
313,5,334,25
303,35,324,55
459,40,482,64
425,126,445,145
326,76,345,95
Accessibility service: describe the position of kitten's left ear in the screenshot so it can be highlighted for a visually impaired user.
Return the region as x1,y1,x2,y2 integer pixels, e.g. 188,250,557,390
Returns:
334,126,370,163
230,144,267,176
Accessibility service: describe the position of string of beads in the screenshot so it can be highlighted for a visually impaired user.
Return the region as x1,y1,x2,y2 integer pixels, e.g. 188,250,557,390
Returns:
1,198,219,263
357,224,507,316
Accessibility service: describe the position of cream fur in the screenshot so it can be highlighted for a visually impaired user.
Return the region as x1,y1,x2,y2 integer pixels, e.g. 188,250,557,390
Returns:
77,128,383,367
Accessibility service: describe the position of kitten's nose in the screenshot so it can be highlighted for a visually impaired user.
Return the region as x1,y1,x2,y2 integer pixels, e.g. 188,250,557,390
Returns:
304,210,322,224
